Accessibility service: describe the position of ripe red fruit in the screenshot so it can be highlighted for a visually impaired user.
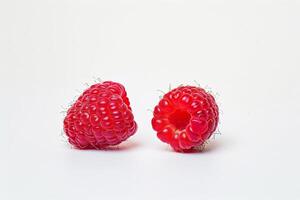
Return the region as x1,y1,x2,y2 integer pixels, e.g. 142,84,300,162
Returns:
63,81,137,149
151,85,219,152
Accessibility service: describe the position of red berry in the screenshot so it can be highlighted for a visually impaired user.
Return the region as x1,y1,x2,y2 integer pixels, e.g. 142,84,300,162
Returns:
63,81,137,149
151,85,219,152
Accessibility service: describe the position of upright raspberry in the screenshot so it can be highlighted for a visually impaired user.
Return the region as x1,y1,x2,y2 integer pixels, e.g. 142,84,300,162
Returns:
63,81,137,149
151,85,219,152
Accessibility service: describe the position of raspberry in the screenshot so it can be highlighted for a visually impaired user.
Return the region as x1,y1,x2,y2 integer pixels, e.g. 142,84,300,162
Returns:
151,85,219,152
63,81,137,149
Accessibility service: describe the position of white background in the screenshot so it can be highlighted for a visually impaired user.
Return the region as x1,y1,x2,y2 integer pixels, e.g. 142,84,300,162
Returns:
1,0,300,199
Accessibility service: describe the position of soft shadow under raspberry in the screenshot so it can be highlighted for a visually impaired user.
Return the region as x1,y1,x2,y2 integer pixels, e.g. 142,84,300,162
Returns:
104,140,140,151
161,137,228,154
71,140,140,152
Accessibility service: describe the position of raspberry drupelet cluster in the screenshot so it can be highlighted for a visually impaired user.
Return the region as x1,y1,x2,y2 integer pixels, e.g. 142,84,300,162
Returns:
63,81,137,149
151,86,219,152
63,81,219,152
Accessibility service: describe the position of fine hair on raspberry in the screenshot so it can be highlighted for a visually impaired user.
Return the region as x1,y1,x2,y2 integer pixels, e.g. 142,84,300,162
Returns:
151,85,219,152
63,81,137,149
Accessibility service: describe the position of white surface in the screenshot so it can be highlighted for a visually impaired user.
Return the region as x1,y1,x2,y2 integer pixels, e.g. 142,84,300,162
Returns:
1,1,300,199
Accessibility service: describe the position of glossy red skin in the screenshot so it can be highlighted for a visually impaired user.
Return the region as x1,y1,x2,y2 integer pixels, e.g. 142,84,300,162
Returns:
151,86,219,152
63,81,137,149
